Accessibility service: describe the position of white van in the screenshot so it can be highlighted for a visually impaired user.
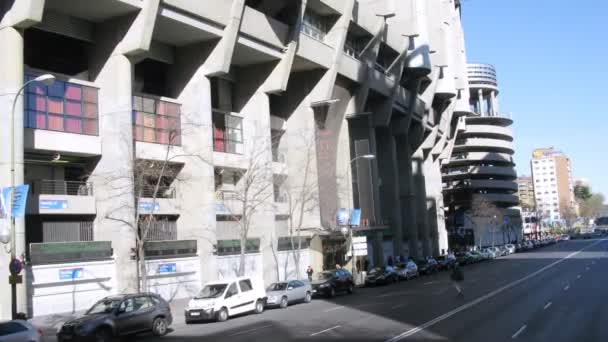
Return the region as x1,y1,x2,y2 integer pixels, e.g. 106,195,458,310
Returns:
185,277,267,323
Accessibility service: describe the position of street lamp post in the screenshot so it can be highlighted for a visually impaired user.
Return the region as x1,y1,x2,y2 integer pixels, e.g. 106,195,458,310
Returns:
346,154,375,282
4,74,55,319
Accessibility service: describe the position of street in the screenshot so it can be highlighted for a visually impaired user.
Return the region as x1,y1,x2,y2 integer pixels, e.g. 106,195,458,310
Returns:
42,238,608,342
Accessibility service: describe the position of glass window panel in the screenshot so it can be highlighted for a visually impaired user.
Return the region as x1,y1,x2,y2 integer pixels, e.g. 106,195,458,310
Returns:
27,94,46,111
133,96,142,111
166,103,180,117
156,101,166,115
65,118,82,133
171,133,181,146
227,128,242,142
48,115,64,131
65,84,82,100
143,97,155,113
84,103,98,118
157,130,169,144
47,97,63,114
133,126,143,141
155,116,168,129
47,80,64,97
36,113,47,129
143,128,155,142
83,119,98,135
65,101,82,116
83,87,98,104
143,114,155,128
134,112,143,126
214,138,225,152
167,118,179,131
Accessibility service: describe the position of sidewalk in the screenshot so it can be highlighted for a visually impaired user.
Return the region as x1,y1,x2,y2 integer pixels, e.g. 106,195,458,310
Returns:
30,298,190,341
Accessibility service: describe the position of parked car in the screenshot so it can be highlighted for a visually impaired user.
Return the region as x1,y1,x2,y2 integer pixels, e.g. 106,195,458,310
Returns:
505,244,516,254
395,260,419,279
477,249,491,260
486,247,501,258
483,248,498,259
185,277,267,323
469,251,485,262
265,280,312,308
455,252,470,265
436,255,456,270
415,258,439,274
365,267,399,286
311,269,354,297
0,320,43,342
561,234,571,241
57,293,172,342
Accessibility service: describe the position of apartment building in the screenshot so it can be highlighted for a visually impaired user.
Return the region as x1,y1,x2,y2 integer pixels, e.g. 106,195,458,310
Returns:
442,63,521,248
0,0,470,318
531,148,576,222
517,176,535,210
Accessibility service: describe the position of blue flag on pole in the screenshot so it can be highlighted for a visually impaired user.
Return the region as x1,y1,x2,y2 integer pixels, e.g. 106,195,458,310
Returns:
1,185,29,218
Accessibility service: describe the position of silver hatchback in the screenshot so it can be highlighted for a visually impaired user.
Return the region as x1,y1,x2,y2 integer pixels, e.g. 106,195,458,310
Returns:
265,280,312,308
0,320,42,342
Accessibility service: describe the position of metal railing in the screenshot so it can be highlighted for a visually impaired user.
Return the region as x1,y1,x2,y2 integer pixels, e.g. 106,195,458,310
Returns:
33,180,93,196
215,190,239,202
140,185,176,199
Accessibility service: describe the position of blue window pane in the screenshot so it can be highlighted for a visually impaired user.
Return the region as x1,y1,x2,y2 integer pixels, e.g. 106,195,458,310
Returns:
47,80,65,98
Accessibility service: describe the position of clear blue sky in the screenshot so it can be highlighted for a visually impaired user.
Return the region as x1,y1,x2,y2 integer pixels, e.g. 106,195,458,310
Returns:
461,0,608,201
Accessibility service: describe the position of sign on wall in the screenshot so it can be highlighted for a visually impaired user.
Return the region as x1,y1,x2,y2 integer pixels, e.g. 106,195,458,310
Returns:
1,185,29,218
139,201,160,213
40,199,68,210
59,268,84,280
158,263,177,274
336,208,350,226
350,209,361,226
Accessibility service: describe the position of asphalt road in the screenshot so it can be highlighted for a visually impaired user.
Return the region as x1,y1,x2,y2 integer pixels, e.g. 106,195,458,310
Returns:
45,238,608,341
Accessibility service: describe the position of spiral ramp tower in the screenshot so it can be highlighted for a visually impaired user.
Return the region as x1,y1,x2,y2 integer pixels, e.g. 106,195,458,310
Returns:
442,63,521,248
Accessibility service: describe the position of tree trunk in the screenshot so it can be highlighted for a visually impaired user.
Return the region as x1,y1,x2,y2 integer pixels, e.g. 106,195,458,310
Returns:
238,235,246,276
138,242,147,292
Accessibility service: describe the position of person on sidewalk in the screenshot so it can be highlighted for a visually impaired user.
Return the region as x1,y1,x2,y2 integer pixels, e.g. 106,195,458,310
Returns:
451,263,465,296
306,265,314,281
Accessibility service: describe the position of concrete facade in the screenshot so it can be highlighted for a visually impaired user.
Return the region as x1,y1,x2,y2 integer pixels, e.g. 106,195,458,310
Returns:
0,0,472,318
531,147,576,222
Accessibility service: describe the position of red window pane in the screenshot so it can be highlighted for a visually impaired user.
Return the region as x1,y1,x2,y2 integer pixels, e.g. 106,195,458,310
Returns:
27,94,46,111
172,133,181,146
83,119,98,135
28,82,46,95
168,118,179,131
166,103,180,117
155,116,168,129
133,126,143,141
143,114,155,128
83,87,98,104
48,115,64,131
65,84,82,100
134,112,144,126
48,97,63,114
157,130,169,144
84,103,98,118
65,118,82,133
156,101,166,115
143,128,155,142
36,113,47,129
65,101,82,116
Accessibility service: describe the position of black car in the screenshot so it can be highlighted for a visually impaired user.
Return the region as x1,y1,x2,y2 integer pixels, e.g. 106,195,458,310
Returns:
311,269,354,297
415,258,438,275
436,256,456,270
57,293,173,342
364,267,398,286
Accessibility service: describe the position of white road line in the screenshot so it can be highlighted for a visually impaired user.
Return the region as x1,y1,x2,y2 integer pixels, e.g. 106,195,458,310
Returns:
384,239,606,342
324,306,344,312
564,285,570,291
310,325,341,336
228,325,272,337
512,325,527,339
424,281,437,285
392,303,406,309
543,302,552,310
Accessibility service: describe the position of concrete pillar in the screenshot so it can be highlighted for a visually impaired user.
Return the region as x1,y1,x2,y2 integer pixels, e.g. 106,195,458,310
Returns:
412,149,431,257
490,90,498,116
477,88,483,115
91,54,138,294
0,26,27,319
396,136,418,259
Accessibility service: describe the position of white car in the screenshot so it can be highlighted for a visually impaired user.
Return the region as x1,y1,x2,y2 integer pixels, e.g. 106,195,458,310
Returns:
185,277,267,323
395,260,418,280
505,244,516,254
482,248,498,259
478,249,491,259
0,320,42,342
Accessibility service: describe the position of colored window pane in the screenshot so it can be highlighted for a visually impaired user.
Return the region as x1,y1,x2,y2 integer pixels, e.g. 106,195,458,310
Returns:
156,101,166,115
133,96,143,111
48,97,63,114
47,81,64,97
143,97,155,113
48,115,63,131
132,96,181,145
84,103,97,118
84,119,98,135
83,87,98,104
35,112,47,129
27,94,46,111
65,101,82,116
65,118,82,133
143,128,155,142
133,126,143,141
65,84,82,100
143,114,155,127
157,130,169,144
155,116,167,129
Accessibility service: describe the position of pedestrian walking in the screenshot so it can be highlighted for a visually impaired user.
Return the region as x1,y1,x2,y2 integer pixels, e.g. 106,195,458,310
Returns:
306,265,314,281
450,263,464,296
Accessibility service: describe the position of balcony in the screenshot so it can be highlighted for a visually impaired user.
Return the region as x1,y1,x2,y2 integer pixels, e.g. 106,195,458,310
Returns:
27,180,96,215
138,185,179,215
215,190,242,215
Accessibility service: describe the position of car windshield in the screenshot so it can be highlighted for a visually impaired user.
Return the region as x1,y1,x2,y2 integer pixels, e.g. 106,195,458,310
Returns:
196,284,228,299
86,298,122,314
267,283,288,291
314,272,334,280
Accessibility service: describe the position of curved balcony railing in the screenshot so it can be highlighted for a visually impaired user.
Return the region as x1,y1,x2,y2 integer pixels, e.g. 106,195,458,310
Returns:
31,180,93,196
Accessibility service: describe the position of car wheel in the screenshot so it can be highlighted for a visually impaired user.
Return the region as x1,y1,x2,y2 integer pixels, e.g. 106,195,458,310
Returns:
254,300,265,314
152,317,168,336
280,296,288,309
347,284,354,294
94,328,113,342
216,307,228,322
329,287,336,297
304,292,312,303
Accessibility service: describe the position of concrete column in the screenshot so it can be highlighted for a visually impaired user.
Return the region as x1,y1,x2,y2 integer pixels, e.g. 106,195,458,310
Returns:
477,88,483,115
0,27,26,319
490,90,498,116
412,149,431,257
91,54,138,294
396,136,418,259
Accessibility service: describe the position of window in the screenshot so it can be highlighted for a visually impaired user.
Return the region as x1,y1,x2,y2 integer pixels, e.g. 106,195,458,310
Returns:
226,283,238,298
213,111,243,154
301,10,328,41
133,96,181,145
133,296,152,311
216,238,261,256
277,237,311,251
25,74,98,135
0,322,28,336
118,298,135,313
239,279,253,292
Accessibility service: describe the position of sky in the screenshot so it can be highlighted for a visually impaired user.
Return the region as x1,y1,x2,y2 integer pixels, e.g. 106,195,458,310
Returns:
461,0,608,201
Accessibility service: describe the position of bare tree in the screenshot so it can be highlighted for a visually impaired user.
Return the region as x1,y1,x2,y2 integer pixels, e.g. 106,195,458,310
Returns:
468,195,504,247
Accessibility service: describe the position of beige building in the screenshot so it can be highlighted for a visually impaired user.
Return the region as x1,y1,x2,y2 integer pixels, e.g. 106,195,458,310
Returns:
517,176,535,210
531,148,575,221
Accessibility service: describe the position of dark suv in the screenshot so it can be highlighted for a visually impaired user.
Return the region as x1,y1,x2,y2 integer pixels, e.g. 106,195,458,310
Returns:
57,293,172,342
311,269,354,297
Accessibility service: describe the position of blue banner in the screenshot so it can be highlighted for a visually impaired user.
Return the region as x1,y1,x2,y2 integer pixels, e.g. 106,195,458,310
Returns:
1,185,29,218
158,263,176,274
349,209,361,226
59,268,83,280
336,208,350,226
40,199,68,210
139,201,160,213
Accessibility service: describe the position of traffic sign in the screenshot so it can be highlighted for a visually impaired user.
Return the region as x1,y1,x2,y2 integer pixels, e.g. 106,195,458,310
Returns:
9,258,23,275
8,274,22,285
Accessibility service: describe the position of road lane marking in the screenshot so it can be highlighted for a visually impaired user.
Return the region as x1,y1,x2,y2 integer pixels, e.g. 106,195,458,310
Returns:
385,239,606,342
310,325,341,336
228,325,272,337
392,303,406,309
564,285,570,291
324,306,344,312
543,302,552,310
512,325,527,339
